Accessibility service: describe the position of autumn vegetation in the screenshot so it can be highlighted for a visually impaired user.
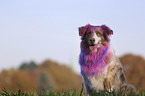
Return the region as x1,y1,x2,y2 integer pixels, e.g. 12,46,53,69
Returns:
119,54,145,91
0,53,145,94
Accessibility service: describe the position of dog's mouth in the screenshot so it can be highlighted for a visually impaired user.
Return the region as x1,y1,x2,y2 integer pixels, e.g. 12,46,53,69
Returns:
90,44,95,46
89,41,101,51
89,43,99,51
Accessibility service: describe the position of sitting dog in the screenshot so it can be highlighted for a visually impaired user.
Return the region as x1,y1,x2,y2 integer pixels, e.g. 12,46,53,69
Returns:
78,24,136,96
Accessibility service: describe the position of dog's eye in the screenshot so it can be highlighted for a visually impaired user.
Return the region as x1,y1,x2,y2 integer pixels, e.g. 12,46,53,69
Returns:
96,32,101,36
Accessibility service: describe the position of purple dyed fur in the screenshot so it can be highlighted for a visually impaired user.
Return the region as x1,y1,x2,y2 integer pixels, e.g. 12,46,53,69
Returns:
79,24,113,76
80,44,111,76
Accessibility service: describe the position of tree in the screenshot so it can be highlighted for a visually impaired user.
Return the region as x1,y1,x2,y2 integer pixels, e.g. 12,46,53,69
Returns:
19,61,37,70
37,71,53,93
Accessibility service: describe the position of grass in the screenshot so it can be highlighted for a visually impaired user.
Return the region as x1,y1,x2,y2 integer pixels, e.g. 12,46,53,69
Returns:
0,88,85,96
0,84,145,96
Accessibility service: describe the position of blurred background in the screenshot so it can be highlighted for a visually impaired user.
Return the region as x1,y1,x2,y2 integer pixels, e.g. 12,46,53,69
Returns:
0,0,145,93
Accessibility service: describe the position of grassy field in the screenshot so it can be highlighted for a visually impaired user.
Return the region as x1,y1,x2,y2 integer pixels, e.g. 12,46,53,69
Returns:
0,86,145,96
0,90,145,96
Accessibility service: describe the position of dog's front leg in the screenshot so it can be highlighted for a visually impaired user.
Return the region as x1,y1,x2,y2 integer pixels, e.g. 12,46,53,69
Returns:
84,84,90,96
103,78,110,90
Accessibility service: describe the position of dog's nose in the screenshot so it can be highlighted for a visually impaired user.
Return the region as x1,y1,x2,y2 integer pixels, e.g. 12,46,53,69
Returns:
90,38,95,42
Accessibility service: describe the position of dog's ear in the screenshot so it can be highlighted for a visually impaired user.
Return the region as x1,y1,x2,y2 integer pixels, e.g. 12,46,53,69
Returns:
79,26,86,36
78,24,91,36
101,25,113,41
101,25,113,35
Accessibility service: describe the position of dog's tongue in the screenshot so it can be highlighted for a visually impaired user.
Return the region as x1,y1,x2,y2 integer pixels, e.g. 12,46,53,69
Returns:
89,44,98,51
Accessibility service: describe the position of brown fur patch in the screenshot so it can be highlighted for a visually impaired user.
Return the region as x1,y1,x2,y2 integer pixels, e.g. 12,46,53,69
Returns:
107,65,111,74
103,78,110,90
120,73,126,83
121,84,136,96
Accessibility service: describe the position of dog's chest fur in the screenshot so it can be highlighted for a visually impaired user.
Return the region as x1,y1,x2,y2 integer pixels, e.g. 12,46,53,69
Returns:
82,58,116,92
80,46,118,92
82,72,106,91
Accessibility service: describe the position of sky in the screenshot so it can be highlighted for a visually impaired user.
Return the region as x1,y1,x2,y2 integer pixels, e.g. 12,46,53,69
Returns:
0,0,145,73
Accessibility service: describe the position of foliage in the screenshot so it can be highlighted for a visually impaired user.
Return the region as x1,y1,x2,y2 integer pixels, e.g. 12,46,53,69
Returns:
19,61,38,70
0,87,145,96
120,54,145,91
39,60,83,92
0,53,145,94
0,60,83,93
0,69,37,93
37,71,53,93
0,87,37,96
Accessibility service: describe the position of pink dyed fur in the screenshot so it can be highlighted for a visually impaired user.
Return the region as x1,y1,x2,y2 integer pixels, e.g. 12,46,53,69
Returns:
79,24,113,76
79,44,112,76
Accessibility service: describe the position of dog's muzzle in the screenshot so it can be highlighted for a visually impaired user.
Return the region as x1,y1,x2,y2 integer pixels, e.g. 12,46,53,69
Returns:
89,41,101,51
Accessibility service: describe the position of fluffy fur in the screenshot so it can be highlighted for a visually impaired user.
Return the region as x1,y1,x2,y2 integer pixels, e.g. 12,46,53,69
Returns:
79,24,136,96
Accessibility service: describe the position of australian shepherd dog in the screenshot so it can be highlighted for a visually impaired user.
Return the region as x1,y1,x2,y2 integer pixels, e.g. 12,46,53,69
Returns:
78,24,136,96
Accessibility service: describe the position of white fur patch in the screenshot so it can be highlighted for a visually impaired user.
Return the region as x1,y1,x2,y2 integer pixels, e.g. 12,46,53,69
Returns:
88,74,105,91
89,32,101,45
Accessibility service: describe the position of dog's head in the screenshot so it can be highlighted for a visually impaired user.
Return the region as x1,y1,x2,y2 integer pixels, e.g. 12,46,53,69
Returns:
79,24,113,51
